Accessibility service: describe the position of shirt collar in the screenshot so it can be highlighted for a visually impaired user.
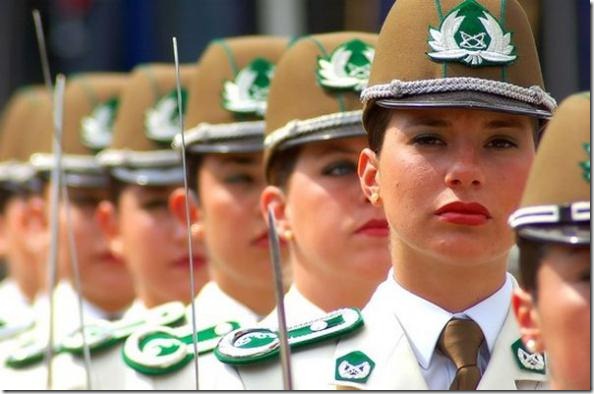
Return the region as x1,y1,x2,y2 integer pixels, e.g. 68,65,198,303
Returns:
385,268,512,369
194,281,262,324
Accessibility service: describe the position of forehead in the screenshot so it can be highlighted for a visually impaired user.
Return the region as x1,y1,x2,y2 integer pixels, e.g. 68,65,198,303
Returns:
298,136,367,157
67,186,109,197
122,184,177,198
388,107,535,129
540,244,591,276
201,152,263,168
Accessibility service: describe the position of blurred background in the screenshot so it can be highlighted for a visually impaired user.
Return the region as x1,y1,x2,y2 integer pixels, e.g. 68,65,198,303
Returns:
0,0,590,114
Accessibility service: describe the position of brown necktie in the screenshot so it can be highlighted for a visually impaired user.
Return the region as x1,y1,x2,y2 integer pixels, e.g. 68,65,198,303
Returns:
437,318,485,390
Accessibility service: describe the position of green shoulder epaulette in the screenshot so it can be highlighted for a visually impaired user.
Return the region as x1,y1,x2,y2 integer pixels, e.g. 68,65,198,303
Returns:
215,307,363,365
122,320,241,375
0,314,35,341
4,301,186,369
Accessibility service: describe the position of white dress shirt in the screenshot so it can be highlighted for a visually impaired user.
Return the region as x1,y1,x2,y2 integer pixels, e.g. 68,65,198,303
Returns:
259,284,325,328
0,279,34,339
188,281,261,328
385,268,512,390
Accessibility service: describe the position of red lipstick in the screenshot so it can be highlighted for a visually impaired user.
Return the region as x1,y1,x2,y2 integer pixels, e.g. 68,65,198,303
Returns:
435,201,491,226
355,219,390,237
175,255,206,270
252,232,270,248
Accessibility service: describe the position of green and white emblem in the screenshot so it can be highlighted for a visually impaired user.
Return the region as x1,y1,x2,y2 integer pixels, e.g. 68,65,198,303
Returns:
80,98,119,151
4,301,186,369
123,321,240,375
428,0,517,67
145,89,187,143
580,142,590,183
222,58,275,117
0,314,35,341
511,339,546,374
317,39,374,92
335,351,375,384
215,308,363,365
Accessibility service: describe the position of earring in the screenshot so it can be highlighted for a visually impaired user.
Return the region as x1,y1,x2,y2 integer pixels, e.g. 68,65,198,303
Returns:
191,223,204,240
525,339,537,353
283,230,293,241
370,192,380,204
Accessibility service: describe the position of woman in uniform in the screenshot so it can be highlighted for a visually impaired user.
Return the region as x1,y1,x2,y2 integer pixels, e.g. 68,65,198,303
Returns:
258,31,391,324
511,92,590,390
213,0,557,389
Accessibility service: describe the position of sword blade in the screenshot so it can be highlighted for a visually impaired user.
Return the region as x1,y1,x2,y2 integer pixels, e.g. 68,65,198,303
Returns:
172,36,200,390
45,73,66,390
267,206,293,390
33,10,92,388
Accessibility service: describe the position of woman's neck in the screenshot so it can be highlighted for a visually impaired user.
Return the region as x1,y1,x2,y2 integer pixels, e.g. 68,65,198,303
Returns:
213,270,276,317
293,260,379,312
8,256,38,302
392,241,508,313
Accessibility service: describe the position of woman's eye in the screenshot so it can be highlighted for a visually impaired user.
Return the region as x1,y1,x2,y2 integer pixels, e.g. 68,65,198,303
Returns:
224,173,254,185
321,161,356,177
486,138,518,149
141,199,168,211
70,197,100,208
411,134,445,146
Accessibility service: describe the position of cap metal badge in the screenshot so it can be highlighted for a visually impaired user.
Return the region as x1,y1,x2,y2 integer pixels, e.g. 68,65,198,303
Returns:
317,39,375,91
428,0,516,67
222,57,275,117
80,97,119,151
145,88,188,144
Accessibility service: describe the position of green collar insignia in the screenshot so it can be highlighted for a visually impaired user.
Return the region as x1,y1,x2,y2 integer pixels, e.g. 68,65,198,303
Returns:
317,39,375,92
0,315,34,341
215,308,363,365
511,338,546,374
428,0,517,67
80,97,119,151
145,89,187,144
4,301,186,369
123,321,240,375
222,58,275,117
335,350,375,384
580,142,590,183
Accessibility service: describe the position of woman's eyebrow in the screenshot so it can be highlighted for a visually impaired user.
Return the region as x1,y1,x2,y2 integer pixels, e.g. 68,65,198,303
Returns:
485,118,527,129
402,117,450,128
221,156,257,165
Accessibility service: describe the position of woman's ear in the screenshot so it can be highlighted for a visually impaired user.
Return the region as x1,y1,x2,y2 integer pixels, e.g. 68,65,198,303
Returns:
23,195,48,263
512,288,545,353
260,185,292,242
169,187,199,223
169,187,203,241
95,200,124,257
358,148,382,206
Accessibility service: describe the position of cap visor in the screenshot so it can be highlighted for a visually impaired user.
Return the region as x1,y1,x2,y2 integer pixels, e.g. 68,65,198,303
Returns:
517,224,590,245
375,91,552,119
